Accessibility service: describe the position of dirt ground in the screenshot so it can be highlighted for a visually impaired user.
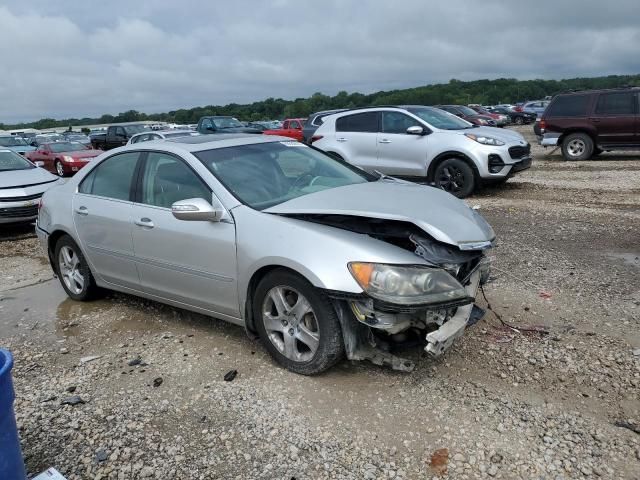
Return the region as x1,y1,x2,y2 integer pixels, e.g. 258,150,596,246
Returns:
1,126,639,479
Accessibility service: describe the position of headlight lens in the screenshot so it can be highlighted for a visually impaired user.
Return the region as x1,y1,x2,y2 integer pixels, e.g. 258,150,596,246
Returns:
465,133,505,146
62,155,75,162
348,263,469,305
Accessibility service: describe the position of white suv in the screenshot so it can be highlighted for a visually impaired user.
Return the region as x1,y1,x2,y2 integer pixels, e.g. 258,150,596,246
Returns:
311,106,531,197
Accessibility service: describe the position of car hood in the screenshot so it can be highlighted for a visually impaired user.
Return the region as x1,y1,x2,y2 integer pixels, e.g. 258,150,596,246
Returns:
59,150,101,159
446,126,526,144
0,167,58,189
265,180,495,248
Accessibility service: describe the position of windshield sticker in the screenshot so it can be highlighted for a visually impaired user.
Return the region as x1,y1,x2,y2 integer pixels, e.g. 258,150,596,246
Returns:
280,141,308,147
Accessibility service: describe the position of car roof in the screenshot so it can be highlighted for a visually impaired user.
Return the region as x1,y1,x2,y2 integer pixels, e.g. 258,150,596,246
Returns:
554,86,640,96
162,133,289,152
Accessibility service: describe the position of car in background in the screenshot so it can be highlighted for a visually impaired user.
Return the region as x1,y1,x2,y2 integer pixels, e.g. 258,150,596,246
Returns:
538,87,640,160
468,106,510,127
312,106,531,198
90,124,150,150
0,136,36,155
36,134,494,374
435,105,497,127
25,141,102,177
262,118,306,141
34,133,65,146
245,122,272,132
518,100,549,116
128,130,199,145
196,116,263,135
0,149,60,224
302,109,347,143
62,132,92,147
487,106,536,125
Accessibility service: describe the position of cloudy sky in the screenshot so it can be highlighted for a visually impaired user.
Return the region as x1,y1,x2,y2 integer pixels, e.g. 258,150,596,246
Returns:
1,0,638,123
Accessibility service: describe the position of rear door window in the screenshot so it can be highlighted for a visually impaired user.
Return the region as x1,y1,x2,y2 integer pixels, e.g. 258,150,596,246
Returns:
335,112,379,133
79,152,139,201
546,95,590,117
595,92,636,115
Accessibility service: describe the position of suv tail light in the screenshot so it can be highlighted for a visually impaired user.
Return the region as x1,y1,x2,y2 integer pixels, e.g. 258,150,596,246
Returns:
539,119,546,132
310,135,323,144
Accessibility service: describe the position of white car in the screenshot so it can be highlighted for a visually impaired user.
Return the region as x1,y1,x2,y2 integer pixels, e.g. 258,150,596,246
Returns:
128,130,198,145
311,106,531,198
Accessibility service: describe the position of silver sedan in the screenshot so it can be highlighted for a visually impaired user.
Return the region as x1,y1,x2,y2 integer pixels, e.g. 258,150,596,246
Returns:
37,135,494,374
0,149,60,224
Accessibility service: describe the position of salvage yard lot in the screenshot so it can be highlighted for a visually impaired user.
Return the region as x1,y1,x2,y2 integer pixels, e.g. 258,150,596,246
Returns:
1,126,639,479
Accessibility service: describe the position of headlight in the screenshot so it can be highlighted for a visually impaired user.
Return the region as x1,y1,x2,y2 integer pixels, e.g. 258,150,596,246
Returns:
348,263,469,305
62,155,75,162
465,133,505,146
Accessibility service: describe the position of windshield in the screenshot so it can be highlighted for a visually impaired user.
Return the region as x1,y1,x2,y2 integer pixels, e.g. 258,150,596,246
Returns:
408,107,473,130
66,134,89,141
36,134,64,143
0,137,28,147
194,141,372,210
0,150,35,171
212,117,244,129
48,142,88,153
124,125,149,135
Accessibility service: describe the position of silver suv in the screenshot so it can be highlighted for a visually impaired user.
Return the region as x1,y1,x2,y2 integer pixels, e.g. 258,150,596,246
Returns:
311,106,531,197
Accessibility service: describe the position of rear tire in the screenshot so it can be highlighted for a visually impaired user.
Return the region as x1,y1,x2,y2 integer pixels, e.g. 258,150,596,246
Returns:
54,235,100,301
514,116,524,125
253,269,344,375
434,158,476,198
561,133,593,161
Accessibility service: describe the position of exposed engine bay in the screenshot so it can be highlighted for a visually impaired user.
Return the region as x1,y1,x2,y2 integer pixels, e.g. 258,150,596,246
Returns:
281,213,491,371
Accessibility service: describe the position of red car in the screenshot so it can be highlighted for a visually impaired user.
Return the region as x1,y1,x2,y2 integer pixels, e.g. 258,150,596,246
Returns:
262,118,306,142
26,142,102,177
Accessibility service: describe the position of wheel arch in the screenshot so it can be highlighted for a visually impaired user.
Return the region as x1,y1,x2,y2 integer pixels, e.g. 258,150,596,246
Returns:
243,264,320,336
426,151,479,182
47,228,80,273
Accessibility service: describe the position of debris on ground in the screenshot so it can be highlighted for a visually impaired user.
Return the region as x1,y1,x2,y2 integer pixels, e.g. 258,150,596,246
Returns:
224,369,238,382
60,396,86,406
152,377,163,388
429,447,449,475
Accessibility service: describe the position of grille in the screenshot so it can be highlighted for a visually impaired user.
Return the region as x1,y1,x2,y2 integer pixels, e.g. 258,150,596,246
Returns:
0,205,38,218
0,193,42,203
508,144,531,159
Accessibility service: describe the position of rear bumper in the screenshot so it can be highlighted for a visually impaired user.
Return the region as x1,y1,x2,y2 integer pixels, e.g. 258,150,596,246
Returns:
539,132,561,146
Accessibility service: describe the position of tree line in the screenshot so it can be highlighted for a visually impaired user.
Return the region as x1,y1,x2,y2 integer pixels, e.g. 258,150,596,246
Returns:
3,74,638,130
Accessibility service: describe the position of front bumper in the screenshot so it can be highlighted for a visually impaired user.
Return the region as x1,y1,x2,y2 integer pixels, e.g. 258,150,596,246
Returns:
35,221,49,256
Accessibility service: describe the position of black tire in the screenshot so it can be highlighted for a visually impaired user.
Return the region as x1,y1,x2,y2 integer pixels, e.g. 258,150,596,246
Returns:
561,133,594,161
253,269,344,375
434,158,476,198
514,116,524,125
54,235,100,301
54,160,65,177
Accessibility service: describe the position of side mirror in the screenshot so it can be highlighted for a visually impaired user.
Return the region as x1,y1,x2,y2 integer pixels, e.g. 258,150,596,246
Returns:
34,161,45,167
171,197,223,222
406,126,425,135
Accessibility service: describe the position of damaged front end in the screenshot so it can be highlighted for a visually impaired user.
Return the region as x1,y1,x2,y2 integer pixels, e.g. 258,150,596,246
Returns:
291,214,492,372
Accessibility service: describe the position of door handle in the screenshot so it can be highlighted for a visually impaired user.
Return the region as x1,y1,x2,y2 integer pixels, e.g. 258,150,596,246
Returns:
336,137,347,142
379,139,392,144
74,206,89,216
134,218,154,228
589,118,601,123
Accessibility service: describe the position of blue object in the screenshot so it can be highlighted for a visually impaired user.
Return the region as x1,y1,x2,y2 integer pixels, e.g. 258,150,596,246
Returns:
0,349,26,480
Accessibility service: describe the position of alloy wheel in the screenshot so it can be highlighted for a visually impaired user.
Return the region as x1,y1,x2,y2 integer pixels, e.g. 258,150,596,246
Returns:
567,139,585,158
56,162,64,176
58,245,84,295
261,286,319,362
438,165,465,193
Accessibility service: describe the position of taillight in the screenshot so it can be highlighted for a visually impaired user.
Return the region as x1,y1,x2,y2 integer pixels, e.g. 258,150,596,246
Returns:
539,119,546,130
310,135,323,144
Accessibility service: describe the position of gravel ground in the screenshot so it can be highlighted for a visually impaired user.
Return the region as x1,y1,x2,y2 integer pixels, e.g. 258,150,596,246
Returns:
1,125,639,479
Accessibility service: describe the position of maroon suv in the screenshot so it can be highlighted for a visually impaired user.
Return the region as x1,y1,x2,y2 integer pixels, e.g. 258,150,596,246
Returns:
538,87,640,160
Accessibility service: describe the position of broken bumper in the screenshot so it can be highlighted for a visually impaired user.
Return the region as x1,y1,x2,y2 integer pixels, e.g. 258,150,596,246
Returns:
425,270,483,356
539,132,561,146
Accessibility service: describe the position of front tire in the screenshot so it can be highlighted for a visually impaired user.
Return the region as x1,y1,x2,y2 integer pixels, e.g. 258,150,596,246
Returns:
514,116,524,125
434,158,476,198
54,235,100,301
561,133,593,161
55,160,65,177
253,269,344,375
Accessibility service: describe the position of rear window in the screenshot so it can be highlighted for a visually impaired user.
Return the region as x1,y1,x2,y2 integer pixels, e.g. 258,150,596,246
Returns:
546,95,590,117
335,112,379,133
595,92,636,115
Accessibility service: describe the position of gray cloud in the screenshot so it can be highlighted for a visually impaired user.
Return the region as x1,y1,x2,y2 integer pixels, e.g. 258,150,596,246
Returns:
1,0,639,123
